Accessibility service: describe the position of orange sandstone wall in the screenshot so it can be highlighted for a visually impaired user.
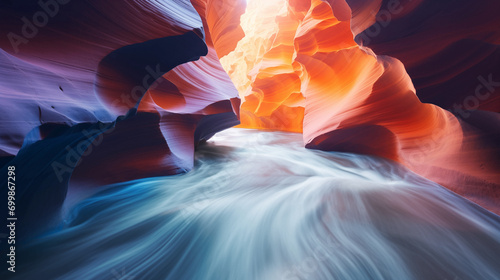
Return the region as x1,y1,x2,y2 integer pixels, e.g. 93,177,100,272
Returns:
222,0,500,213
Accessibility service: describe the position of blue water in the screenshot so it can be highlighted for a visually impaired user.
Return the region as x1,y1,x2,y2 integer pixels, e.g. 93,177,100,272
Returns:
11,129,500,279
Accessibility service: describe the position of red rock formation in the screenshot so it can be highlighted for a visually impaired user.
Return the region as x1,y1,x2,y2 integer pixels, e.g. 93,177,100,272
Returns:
347,0,500,112
223,0,500,214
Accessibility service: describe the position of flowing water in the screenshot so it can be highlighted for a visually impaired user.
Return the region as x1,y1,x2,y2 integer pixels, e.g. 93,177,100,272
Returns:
11,129,500,280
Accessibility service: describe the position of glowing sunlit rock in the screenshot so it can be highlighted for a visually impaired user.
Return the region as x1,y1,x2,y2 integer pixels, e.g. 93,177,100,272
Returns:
223,0,500,214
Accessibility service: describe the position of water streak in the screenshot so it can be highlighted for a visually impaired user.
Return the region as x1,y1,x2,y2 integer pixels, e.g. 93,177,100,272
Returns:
10,129,500,280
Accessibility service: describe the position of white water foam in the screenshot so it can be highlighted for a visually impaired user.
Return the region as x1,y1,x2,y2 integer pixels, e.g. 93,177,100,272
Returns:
12,128,500,280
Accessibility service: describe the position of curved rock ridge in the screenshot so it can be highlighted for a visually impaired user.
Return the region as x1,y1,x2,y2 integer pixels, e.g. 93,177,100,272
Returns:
191,0,247,58
296,0,500,213
347,0,500,112
0,0,244,185
0,0,179,154
0,49,107,158
0,0,205,158
222,0,500,214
